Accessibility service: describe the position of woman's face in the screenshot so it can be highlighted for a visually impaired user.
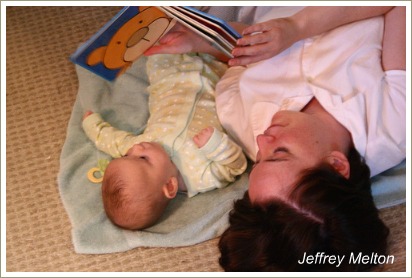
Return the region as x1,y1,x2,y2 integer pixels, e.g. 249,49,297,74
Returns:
248,110,334,203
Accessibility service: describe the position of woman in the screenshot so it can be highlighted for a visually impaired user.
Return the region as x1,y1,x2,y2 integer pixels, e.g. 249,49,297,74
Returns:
145,6,406,271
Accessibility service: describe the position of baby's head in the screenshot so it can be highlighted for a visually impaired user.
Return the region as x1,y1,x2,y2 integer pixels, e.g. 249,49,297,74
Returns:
101,142,180,230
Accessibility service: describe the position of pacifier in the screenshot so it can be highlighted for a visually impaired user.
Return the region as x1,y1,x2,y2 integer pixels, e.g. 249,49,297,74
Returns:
87,158,110,183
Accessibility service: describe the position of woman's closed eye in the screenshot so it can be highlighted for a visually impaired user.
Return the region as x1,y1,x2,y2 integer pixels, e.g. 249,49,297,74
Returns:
274,147,289,154
253,147,290,169
271,147,291,161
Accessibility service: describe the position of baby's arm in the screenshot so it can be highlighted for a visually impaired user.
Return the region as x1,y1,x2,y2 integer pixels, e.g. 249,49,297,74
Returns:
82,111,138,158
193,126,214,148
195,127,247,182
83,110,93,120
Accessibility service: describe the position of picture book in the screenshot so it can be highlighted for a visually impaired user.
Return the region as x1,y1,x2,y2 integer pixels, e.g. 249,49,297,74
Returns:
158,6,241,58
70,6,241,81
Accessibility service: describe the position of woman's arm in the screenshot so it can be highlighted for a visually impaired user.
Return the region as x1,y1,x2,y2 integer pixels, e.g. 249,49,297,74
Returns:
381,6,406,71
290,6,394,41
230,6,394,66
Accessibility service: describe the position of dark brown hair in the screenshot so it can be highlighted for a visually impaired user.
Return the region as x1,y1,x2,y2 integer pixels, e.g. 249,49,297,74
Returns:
218,148,389,271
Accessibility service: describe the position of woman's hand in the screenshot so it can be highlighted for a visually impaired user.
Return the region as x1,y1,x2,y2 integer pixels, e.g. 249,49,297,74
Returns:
144,23,214,56
229,17,299,66
229,7,394,67
144,23,197,55
144,23,230,61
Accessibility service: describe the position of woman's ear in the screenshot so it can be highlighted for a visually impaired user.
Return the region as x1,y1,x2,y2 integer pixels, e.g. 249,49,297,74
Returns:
326,151,350,179
162,177,178,199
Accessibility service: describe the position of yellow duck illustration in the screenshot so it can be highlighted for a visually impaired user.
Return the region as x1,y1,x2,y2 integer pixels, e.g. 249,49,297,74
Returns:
86,7,173,76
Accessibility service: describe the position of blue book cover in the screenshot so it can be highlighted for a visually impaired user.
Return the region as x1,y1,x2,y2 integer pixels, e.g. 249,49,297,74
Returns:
70,6,174,81
70,6,241,81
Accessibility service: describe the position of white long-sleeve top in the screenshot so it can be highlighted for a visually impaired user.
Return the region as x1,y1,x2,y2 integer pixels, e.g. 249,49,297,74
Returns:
215,11,405,177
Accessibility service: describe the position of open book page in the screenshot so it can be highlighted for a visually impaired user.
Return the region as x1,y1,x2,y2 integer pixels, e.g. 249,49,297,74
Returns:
158,6,241,58
178,6,240,44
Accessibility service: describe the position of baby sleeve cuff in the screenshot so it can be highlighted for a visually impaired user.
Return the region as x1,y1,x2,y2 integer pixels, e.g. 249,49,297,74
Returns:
199,128,223,156
82,113,102,130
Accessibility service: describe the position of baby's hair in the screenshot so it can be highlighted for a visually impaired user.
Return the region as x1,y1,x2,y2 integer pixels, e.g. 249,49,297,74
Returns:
101,166,170,230
101,171,135,227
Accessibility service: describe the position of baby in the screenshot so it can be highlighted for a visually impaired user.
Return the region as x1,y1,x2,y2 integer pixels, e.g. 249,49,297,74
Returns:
83,54,247,230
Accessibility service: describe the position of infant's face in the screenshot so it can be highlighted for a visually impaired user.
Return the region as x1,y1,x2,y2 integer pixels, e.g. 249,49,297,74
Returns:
105,142,177,193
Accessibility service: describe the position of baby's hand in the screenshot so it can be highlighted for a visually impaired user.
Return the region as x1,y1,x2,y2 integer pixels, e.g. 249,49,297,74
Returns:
193,127,214,148
83,110,93,120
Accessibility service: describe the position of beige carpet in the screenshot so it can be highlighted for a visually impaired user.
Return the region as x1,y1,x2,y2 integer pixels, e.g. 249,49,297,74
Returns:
5,6,407,272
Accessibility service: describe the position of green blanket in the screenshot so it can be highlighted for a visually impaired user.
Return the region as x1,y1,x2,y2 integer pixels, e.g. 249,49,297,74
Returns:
58,56,405,254
58,57,249,254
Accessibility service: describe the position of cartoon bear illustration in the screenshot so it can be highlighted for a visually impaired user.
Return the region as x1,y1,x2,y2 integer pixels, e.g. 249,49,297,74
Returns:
86,7,173,76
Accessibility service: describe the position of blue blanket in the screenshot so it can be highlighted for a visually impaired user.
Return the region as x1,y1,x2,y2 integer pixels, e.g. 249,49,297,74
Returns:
58,56,406,254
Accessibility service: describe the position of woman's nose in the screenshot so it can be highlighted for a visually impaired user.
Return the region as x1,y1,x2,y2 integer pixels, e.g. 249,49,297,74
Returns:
256,134,275,157
128,143,143,155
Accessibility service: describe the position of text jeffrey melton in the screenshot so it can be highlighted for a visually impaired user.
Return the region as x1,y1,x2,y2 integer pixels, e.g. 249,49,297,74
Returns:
297,252,394,268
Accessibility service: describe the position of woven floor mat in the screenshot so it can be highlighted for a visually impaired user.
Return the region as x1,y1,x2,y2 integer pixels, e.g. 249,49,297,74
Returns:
5,6,407,272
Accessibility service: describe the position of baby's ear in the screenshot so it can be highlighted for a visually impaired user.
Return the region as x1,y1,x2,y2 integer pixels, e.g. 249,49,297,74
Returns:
326,151,350,179
162,177,178,199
